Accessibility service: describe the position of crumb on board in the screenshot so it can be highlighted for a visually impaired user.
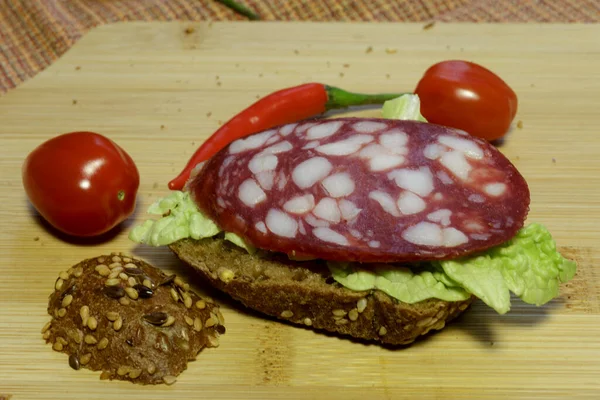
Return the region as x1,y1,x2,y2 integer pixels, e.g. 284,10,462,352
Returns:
72,100,77,105
552,158,557,164
184,27,195,35
160,125,165,129
75,66,81,71
153,182,158,189
259,73,263,77
385,48,397,54
206,112,212,117
365,46,373,54
516,120,523,129
33,236,40,241
294,49,299,55
256,95,260,99
339,72,344,78
217,81,222,87
423,21,435,30
386,73,391,79
342,63,350,68
218,120,223,125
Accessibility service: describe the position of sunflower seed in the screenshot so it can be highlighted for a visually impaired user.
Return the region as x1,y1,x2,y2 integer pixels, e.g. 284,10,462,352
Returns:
117,366,130,376
205,317,216,328
133,284,153,299
111,255,122,263
56,336,68,345
59,271,69,280
106,311,120,321
174,276,185,288
143,312,168,326
105,278,121,286
129,368,142,379
42,331,51,340
119,272,128,281
68,354,80,370
109,262,122,270
113,317,123,331
183,293,192,309
193,317,202,332
127,277,137,287
195,300,206,310
57,308,67,317
184,316,194,326
70,329,83,344
147,363,156,375
108,268,123,279
162,375,177,385
87,316,98,331
84,334,97,344
96,257,106,263
80,306,89,324
104,285,125,299
80,353,91,365
124,287,139,300
73,268,83,278
61,295,73,308
41,321,52,334
143,279,153,289
119,297,130,306
52,342,63,351
348,309,359,321
280,310,293,318
97,337,109,350
162,316,176,327
124,266,144,275
122,257,132,263
357,298,368,313
95,264,110,276
55,278,64,291
170,288,179,302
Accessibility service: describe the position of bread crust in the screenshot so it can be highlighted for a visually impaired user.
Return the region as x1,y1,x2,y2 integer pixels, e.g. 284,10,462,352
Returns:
170,237,473,346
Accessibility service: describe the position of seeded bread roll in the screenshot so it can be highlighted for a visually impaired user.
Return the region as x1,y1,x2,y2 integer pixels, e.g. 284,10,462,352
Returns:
42,253,225,385
170,238,473,346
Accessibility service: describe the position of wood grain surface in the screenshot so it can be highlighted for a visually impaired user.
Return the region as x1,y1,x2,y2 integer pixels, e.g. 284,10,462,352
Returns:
0,21,599,399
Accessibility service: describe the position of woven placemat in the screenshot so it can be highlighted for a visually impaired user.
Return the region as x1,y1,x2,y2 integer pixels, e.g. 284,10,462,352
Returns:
1,0,598,95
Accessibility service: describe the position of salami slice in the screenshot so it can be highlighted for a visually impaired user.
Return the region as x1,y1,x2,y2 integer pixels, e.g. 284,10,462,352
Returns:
187,118,530,263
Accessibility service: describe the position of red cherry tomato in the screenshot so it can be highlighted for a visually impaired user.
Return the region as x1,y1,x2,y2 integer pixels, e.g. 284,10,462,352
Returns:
22,131,140,237
415,60,518,141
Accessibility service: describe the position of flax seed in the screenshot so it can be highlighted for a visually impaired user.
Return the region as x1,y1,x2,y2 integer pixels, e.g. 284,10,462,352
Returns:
68,354,80,370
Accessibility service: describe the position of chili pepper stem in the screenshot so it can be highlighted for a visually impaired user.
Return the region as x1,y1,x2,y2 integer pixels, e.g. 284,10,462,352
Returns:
215,0,260,20
324,85,409,110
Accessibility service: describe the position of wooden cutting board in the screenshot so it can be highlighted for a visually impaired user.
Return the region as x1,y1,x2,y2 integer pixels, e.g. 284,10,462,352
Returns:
1,21,599,399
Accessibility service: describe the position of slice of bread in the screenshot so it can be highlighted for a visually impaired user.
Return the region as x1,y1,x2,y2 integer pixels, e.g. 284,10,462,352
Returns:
170,237,473,346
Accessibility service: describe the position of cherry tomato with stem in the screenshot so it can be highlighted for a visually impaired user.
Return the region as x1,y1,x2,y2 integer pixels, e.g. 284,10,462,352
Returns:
415,60,518,141
22,131,140,237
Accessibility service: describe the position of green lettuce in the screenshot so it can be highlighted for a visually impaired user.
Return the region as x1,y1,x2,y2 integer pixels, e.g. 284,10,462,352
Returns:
329,223,576,314
381,94,428,121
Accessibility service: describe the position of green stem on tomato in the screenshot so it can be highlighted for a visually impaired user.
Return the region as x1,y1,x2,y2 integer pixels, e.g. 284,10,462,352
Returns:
324,85,410,110
215,0,260,20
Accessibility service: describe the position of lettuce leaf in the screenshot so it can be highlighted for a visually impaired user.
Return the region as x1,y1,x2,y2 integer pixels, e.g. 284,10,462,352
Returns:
329,223,577,314
381,94,428,121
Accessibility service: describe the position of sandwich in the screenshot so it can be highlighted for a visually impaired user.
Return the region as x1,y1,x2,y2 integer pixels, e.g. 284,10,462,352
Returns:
130,95,576,345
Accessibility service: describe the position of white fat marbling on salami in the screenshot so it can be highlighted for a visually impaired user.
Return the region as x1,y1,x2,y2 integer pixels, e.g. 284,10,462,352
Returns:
279,123,297,136
193,118,530,263
312,197,342,223
229,129,276,154
255,221,267,234
283,194,315,215
368,191,400,217
292,157,332,189
321,172,355,198
439,150,472,181
306,121,344,140
338,199,361,221
238,179,266,207
265,209,298,238
353,121,387,133
427,209,452,227
397,191,426,215
313,227,349,246
484,182,507,197
256,170,275,190
316,134,373,156
438,135,484,159
388,167,434,197
249,154,278,174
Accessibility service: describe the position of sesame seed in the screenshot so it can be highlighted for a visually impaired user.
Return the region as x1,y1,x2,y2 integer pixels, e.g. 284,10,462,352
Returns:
357,298,367,313
129,368,142,379
84,334,97,344
280,310,294,318
378,326,388,336
162,315,176,327
332,309,347,317
119,297,130,306
55,278,64,291
162,375,177,385
147,363,156,375
111,256,122,263
335,318,349,325
57,308,67,318
143,279,152,289
41,321,52,334
87,316,98,331
61,295,73,308
124,287,139,300
170,288,179,302
184,316,194,326
303,318,312,326
183,294,192,309
105,278,120,286
113,317,123,331
80,353,92,365
348,309,359,321
193,317,202,331
52,342,64,351
117,366,130,376
106,311,119,321
127,277,137,287
59,271,69,280
195,300,206,309
95,264,110,276
98,338,108,350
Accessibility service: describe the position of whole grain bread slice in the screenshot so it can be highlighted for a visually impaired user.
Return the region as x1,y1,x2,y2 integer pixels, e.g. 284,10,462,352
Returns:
170,237,473,346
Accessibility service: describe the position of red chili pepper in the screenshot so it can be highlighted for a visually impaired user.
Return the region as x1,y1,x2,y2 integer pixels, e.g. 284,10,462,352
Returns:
168,83,406,190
